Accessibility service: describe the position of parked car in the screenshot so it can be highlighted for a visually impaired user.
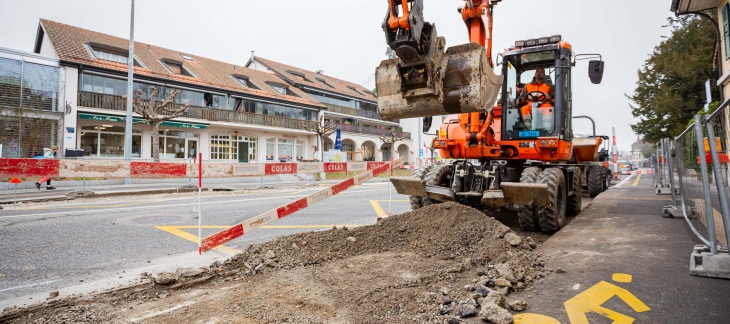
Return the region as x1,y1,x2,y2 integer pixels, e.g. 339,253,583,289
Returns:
617,161,632,175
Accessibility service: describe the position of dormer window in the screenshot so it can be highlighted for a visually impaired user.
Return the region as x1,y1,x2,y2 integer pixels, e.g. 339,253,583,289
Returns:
266,82,300,97
287,70,312,83
88,45,142,67
364,90,377,98
179,54,194,61
316,77,334,88
231,75,260,89
161,59,194,77
347,86,364,96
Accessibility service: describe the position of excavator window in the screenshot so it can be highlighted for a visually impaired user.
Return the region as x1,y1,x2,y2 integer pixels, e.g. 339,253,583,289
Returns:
502,58,558,139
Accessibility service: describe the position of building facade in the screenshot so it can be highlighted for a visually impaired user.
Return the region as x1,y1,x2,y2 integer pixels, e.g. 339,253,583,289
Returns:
33,19,414,164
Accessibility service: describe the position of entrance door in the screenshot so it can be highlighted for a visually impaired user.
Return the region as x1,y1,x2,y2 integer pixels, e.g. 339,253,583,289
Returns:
186,139,197,159
238,141,249,163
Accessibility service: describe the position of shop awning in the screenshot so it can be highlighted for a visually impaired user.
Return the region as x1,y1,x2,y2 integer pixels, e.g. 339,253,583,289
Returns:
79,113,208,129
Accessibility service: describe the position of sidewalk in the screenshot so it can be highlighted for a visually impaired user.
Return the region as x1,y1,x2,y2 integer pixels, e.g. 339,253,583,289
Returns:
515,171,730,323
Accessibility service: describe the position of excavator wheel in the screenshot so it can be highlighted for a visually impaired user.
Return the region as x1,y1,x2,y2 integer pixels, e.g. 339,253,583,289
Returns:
409,165,433,210
566,168,582,217
537,168,567,234
422,164,452,207
587,165,604,198
517,167,543,231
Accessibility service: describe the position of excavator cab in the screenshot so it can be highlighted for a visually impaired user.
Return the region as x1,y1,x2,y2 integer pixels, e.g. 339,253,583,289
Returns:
501,36,573,141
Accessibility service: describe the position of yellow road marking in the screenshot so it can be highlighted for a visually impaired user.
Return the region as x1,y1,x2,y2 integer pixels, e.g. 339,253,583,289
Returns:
371,200,387,218
563,273,650,323
155,226,239,255
612,273,633,283
632,174,642,186
370,200,409,218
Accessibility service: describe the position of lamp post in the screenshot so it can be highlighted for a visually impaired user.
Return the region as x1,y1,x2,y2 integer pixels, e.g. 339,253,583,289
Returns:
379,127,404,161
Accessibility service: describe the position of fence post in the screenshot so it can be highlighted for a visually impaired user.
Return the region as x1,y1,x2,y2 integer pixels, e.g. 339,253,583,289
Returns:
695,115,718,255
666,138,677,206
705,117,730,251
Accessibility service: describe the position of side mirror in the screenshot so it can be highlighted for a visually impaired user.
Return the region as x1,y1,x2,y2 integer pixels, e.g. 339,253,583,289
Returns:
588,60,604,84
422,117,433,133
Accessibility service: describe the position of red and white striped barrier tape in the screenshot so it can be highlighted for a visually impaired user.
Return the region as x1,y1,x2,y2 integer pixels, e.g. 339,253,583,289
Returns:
198,158,405,253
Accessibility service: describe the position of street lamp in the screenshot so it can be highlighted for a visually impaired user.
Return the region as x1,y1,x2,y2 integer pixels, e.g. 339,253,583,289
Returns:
379,127,404,161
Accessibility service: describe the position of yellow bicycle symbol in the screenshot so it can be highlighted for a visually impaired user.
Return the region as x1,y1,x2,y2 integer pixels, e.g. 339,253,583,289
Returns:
515,273,651,324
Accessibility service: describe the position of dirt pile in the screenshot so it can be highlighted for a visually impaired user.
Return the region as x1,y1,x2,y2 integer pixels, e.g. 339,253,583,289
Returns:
2,202,547,323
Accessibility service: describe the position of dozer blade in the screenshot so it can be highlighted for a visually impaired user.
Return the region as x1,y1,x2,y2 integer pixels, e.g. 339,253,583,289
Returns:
376,42,503,121
481,182,550,208
390,176,428,197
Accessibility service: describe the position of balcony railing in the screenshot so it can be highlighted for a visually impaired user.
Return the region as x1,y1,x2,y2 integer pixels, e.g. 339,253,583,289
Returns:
322,103,383,120
339,124,411,140
78,91,317,131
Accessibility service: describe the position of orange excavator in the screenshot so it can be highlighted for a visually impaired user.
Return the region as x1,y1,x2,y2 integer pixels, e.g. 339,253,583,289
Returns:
377,0,605,233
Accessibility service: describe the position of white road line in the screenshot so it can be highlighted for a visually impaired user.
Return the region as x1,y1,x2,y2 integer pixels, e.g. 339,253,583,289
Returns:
0,279,58,293
129,300,197,323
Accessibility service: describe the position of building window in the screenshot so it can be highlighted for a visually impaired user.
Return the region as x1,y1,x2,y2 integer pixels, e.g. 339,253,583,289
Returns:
266,82,300,97
296,140,305,161
722,3,730,60
231,75,260,89
210,134,257,161
287,70,312,83
89,46,142,67
305,91,356,109
278,139,294,161
266,138,275,160
80,125,141,158
347,86,364,96
161,60,194,77
155,130,198,159
316,77,334,88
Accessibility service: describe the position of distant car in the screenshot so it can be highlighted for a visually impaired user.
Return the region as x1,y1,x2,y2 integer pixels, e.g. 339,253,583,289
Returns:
617,161,632,175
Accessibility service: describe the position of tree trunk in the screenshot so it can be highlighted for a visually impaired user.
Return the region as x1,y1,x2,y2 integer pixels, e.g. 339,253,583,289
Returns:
152,122,160,163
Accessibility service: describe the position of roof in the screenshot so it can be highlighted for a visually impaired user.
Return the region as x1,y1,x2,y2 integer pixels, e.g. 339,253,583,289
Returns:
671,0,722,14
249,56,377,103
37,19,324,108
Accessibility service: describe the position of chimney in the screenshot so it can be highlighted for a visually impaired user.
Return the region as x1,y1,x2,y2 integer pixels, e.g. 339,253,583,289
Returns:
251,51,256,69
316,70,324,75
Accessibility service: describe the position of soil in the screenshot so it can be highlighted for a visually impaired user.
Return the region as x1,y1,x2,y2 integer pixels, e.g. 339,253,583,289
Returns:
0,202,550,324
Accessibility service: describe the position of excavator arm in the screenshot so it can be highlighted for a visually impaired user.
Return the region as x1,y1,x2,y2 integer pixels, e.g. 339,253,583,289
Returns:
376,0,503,121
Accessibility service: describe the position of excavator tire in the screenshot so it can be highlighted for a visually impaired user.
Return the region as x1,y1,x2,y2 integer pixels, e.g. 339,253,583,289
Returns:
422,164,452,207
517,167,542,231
566,168,582,217
587,165,604,198
409,165,433,210
537,168,567,234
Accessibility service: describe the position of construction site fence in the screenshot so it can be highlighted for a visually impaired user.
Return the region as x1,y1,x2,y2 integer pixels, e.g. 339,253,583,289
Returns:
0,158,413,182
658,103,730,257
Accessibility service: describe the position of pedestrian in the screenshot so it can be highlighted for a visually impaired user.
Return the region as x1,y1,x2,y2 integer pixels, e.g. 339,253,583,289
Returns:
35,146,58,190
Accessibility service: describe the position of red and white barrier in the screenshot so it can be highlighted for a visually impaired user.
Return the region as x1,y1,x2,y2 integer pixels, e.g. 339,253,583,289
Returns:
0,158,409,180
198,158,405,253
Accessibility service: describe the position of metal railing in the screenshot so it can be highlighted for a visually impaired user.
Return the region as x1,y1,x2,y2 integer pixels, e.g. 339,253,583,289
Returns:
322,103,382,120
659,100,730,278
338,123,411,139
78,91,318,131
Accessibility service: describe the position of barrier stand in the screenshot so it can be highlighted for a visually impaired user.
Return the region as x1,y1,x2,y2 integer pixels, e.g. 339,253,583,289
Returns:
197,153,203,250
10,177,21,209
662,138,682,217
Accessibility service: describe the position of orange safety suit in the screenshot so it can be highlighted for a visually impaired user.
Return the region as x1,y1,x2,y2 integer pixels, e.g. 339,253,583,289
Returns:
519,81,554,129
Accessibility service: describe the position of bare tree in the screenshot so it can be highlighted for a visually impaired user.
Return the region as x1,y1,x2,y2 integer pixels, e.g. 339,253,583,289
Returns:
132,86,190,162
302,116,337,161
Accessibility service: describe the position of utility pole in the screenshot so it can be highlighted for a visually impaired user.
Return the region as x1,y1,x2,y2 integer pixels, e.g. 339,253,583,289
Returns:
124,0,135,161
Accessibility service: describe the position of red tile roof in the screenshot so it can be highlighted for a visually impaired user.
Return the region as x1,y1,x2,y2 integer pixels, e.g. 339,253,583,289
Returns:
39,19,324,108
250,56,377,103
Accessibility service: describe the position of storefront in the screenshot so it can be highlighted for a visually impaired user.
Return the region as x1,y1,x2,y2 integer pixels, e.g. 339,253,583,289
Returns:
265,136,306,162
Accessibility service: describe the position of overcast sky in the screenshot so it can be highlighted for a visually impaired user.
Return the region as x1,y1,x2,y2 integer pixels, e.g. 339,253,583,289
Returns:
0,0,675,151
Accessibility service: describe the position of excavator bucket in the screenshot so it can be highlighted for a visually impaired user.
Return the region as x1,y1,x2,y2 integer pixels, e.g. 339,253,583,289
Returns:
376,41,503,121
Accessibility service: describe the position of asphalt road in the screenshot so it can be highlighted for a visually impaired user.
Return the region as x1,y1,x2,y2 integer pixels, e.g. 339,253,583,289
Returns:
0,181,411,308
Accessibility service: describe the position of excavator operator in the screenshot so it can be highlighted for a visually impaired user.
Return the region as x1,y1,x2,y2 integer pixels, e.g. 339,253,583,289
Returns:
518,67,554,130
